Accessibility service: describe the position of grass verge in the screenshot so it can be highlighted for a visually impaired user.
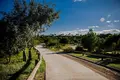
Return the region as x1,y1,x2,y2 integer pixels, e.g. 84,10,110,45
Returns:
70,53,120,70
34,57,46,80
0,48,38,80
70,53,101,62
107,63,120,70
49,44,70,52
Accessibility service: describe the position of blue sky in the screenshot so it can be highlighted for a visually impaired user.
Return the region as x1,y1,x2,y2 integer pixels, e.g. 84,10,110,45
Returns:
0,0,120,35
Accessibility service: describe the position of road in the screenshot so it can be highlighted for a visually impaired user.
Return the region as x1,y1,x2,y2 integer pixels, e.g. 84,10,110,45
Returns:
36,45,108,80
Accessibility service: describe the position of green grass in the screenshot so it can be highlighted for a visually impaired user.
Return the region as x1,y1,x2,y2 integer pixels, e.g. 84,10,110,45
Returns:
34,57,46,80
17,48,38,80
0,48,38,80
49,44,71,52
70,53,120,70
70,53,101,62
61,44,70,49
107,63,120,70
49,47,60,52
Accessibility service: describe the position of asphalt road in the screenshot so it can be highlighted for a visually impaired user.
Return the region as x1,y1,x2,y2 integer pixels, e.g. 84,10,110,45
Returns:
36,45,108,80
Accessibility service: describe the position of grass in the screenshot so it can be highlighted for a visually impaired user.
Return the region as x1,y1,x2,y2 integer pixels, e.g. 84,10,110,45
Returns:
0,47,38,80
17,48,38,80
49,44,70,52
34,57,46,80
107,63,120,70
70,53,101,62
49,47,59,52
70,53,120,70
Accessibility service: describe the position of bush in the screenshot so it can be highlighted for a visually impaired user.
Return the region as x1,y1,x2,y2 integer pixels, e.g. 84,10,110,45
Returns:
59,38,69,44
63,47,74,53
75,46,84,51
47,39,58,47
95,48,103,54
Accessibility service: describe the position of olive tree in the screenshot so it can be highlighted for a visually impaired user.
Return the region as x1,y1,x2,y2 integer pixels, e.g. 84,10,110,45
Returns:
0,0,59,62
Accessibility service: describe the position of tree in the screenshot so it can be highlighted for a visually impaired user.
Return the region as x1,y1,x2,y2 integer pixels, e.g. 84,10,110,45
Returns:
0,0,59,62
112,42,117,54
59,37,69,44
81,29,98,52
116,39,120,50
103,34,120,51
47,38,58,47
96,37,105,53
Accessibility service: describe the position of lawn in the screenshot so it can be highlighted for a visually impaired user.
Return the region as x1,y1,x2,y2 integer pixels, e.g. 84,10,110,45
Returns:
34,57,46,80
0,48,38,80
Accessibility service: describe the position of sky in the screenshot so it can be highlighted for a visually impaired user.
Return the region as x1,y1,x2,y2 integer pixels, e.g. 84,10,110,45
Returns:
0,0,120,35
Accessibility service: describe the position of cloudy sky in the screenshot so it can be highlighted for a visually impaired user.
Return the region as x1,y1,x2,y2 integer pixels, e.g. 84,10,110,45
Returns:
0,0,120,35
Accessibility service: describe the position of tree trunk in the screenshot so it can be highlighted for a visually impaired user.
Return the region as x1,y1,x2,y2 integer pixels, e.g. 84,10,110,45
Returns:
28,48,32,60
8,55,11,63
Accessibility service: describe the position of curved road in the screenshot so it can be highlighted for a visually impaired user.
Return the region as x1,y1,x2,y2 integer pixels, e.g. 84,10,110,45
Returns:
36,45,108,80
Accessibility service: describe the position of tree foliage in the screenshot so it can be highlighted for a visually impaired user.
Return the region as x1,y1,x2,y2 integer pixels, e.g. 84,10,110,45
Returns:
0,0,59,59
59,37,69,44
81,29,98,52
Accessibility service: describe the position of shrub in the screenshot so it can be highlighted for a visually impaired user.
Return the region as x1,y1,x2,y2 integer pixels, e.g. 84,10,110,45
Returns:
59,38,69,44
75,46,84,51
95,48,103,54
47,39,58,47
63,47,74,53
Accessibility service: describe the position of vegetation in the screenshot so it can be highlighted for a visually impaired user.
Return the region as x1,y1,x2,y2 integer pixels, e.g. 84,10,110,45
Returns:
0,0,59,80
81,29,98,52
34,57,46,80
70,53,120,70
39,29,120,71
75,46,84,51
63,47,74,53
0,0,59,61
0,0,120,79
0,48,38,80
71,53,101,62
40,29,120,55
107,63,120,70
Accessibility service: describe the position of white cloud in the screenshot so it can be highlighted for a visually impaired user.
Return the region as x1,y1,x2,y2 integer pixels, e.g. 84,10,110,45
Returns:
58,29,89,35
106,20,111,23
88,26,99,28
107,14,111,18
57,29,120,35
100,18,105,22
96,29,120,34
114,20,119,23
73,0,86,2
